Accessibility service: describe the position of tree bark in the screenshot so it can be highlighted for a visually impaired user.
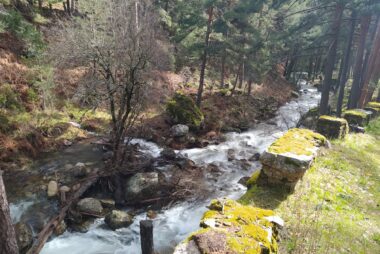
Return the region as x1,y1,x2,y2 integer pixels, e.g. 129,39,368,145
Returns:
319,3,344,115
66,0,71,15
196,6,214,107
337,11,357,117
0,171,19,254
358,18,380,107
220,53,226,88
140,220,154,254
348,15,371,109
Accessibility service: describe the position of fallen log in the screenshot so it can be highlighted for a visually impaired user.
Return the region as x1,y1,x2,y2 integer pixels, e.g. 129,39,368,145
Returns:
26,174,99,254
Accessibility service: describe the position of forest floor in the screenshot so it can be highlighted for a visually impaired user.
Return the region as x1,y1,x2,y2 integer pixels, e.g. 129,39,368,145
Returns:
240,118,380,254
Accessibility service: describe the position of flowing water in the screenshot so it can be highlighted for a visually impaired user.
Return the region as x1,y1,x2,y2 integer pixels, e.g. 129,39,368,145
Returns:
10,82,320,254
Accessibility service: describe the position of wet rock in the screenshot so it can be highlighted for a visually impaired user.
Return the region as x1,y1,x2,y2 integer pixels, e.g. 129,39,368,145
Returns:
238,176,250,187
64,164,74,170
249,152,261,162
59,186,70,193
349,124,365,133
205,131,217,140
176,158,196,170
47,180,58,197
206,163,220,173
105,210,133,230
54,220,67,236
291,91,300,98
124,172,160,203
171,124,189,137
147,210,157,219
227,149,235,161
77,198,103,215
71,219,94,233
14,222,33,253
100,199,116,209
160,148,176,160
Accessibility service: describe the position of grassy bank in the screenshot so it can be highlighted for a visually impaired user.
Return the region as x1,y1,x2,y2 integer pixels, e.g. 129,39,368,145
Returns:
240,118,380,253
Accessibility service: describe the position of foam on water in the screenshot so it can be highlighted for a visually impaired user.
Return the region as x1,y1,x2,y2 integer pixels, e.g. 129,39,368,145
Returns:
15,83,320,254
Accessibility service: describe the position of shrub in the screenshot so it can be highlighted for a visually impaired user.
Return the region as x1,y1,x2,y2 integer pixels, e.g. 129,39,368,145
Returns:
0,84,23,110
0,10,45,56
166,93,204,127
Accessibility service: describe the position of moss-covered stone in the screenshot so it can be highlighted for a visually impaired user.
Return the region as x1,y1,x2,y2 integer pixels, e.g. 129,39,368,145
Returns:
343,109,371,126
364,107,380,118
316,115,349,139
166,93,204,128
367,101,380,109
268,128,326,156
260,128,326,187
174,199,280,254
246,170,261,187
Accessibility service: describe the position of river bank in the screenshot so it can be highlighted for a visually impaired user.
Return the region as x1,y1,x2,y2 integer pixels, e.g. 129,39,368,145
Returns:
7,81,320,254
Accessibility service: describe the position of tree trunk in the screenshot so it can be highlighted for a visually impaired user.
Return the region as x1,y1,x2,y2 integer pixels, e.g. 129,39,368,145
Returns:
220,54,226,88
66,0,71,15
247,79,253,95
0,171,19,254
38,0,42,9
358,18,380,107
337,11,357,117
308,57,314,80
348,15,371,109
238,61,244,89
196,6,214,107
319,3,344,115
231,64,241,96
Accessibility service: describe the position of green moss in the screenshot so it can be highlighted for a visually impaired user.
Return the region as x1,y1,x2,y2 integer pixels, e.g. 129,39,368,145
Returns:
367,102,380,109
319,115,347,124
0,84,24,111
195,199,277,253
246,170,261,187
343,109,368,118
268,128,326,156
166,93,204,127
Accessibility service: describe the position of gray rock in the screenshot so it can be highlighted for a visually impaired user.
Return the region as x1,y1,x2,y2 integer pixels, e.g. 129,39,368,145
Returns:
160,148,176,160
174,240,201,254
227,149,235,161
14,222,33,253
77,198,103,215
124,172,160,202
47,181,58,197
105,210,133,230
54,220,67,236
100,199,116,209
170,124,189,137
291,91,300,98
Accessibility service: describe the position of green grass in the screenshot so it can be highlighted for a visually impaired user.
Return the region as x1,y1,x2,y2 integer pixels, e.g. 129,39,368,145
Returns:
240,118,380,254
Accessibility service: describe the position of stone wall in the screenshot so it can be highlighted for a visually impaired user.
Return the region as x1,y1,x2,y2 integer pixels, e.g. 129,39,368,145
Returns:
316,115,348,139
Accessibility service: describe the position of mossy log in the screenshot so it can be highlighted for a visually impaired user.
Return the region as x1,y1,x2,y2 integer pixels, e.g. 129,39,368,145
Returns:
316,115,349,139
258,128,326,188
174,199,282,254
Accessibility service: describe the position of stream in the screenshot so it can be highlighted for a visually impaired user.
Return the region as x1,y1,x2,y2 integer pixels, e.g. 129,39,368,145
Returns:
9,81,320,254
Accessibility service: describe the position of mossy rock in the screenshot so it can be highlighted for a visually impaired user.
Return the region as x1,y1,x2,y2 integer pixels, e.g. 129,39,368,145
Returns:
174,199,280,254
316,115,349,139
268,128,326,156
364,107,380,118
246,170,261,188
367,102,380,109
166,93,204,128
343,109,372,126
260,128,326,187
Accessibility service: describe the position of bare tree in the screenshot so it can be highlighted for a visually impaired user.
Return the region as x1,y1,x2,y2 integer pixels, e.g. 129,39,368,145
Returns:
51,0,160,169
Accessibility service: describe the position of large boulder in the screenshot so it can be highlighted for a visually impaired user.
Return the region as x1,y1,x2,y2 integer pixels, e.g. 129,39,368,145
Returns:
316,115,349,139
343,109,372,126
76,198,103,215
124,172,161,203
174,199,282,254
105,210,134,230
259,128,326,188
14,222,33,254
170,124,189,137
166,93,204,128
